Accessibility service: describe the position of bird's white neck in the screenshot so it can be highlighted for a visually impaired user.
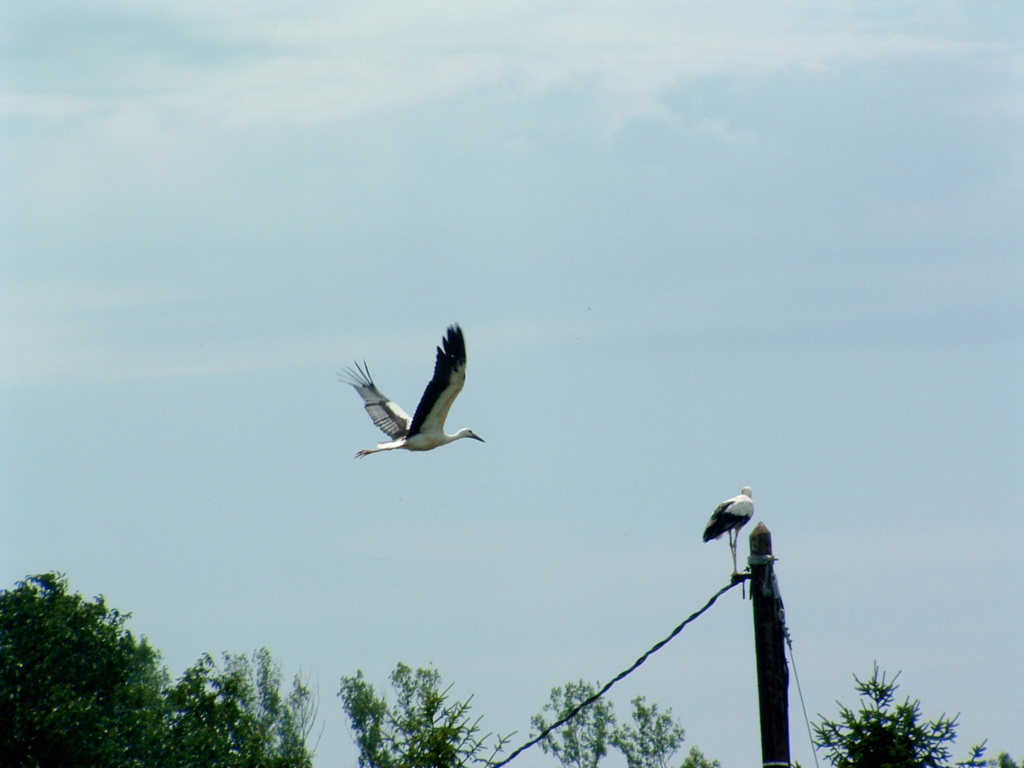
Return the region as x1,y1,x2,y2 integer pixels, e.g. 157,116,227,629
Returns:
445,428,483,445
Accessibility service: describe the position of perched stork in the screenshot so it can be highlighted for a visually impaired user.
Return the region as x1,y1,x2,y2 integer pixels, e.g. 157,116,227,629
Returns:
703,486,754,575
340,325,484,458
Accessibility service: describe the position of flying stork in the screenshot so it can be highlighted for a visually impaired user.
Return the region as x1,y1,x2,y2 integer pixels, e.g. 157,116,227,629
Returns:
703,486,754,575
340,324,484,458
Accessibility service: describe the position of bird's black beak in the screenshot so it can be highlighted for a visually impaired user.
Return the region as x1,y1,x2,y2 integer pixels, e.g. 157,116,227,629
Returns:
471,434,485,442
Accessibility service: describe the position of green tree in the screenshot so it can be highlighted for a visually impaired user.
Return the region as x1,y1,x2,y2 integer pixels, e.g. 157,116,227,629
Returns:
0,573,167,768
0,572,317,768
530,681,616,768
678,746,720,768
814,665,963,768
609,696,719,768
339,663,509,768
610,696,685,768
165,649,318,768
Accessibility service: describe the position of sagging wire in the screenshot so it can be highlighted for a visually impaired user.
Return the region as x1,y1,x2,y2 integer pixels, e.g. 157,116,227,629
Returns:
488,576,748,768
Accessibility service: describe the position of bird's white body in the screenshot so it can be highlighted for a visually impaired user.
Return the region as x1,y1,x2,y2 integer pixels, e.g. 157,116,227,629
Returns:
341,325,484,458
360,428,479,455
404,428,480,452
703,486,754,574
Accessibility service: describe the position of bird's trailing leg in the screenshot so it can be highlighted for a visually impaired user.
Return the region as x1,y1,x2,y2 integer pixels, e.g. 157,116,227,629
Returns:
355,440,405,458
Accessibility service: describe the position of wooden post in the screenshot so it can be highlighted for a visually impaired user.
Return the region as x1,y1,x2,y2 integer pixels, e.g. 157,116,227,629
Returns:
749,522,790,768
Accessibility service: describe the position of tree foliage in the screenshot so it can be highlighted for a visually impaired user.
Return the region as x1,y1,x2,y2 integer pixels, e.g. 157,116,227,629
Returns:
609,697,719,768
0,573,317,768
165,649,318,768
530,681,616,768
610,696,685,768
339,663,509,768
531,684,718,768
814,665,965,768
993,754,1022,768
0,573,167,767
678,746,721,768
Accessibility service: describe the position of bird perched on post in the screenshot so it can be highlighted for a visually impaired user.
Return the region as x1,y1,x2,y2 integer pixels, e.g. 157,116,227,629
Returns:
703,486,754,575
340,324,484,458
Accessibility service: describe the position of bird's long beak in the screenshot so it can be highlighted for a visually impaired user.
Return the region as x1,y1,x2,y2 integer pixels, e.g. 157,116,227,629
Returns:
470,434,485,442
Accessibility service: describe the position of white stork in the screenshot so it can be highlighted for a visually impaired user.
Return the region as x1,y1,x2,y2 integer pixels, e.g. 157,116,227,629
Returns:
703,486,754,574
340,325,484,458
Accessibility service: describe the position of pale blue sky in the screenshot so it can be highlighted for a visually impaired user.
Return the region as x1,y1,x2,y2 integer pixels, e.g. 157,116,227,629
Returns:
2,2,1022,766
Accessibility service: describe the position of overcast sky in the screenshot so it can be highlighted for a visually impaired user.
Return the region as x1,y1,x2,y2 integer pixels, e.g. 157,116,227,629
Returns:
2,2,1022,766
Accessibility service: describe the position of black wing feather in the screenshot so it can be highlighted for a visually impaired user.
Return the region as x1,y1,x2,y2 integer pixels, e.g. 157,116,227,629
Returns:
703,500,748,542
408,325,466,437
340,361,411,440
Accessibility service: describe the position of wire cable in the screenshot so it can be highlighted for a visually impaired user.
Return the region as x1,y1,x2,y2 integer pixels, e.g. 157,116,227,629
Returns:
488,577,748,768
783,617,819,768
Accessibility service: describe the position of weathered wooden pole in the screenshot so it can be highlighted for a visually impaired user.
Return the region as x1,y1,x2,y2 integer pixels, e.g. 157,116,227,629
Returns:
749,522,790,768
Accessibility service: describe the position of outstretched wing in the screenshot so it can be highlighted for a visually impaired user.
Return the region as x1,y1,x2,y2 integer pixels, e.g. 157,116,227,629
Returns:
408,325,467,438
340,361,411,440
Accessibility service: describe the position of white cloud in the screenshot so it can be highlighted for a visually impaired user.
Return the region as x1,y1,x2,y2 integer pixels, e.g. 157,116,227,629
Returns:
0,282,592,383
2,1,997,132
